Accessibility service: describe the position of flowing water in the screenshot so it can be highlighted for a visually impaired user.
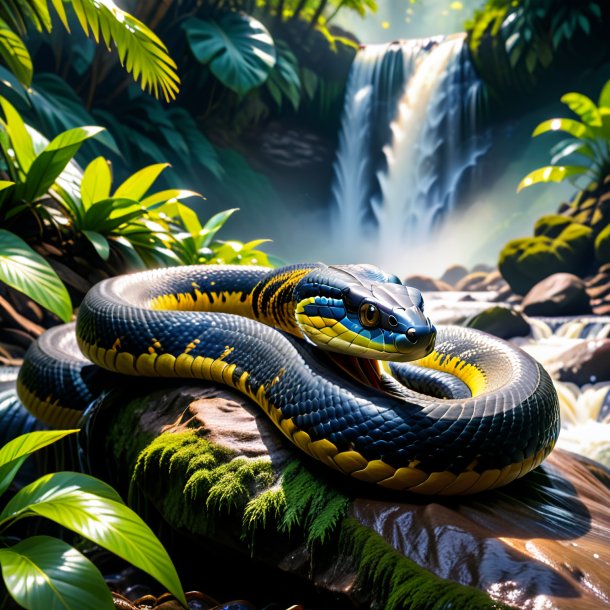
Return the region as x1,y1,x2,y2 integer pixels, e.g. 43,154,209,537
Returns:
330,34,491,265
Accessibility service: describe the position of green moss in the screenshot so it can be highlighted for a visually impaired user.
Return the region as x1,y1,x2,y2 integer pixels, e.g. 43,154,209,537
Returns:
595,223,610,264
499,221,593,294
340,518,510,610
132,431,505,608
533,214,573,238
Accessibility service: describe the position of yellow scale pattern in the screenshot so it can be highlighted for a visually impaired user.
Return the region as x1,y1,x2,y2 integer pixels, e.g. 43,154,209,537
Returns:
59,270,548,496
16,380,82,430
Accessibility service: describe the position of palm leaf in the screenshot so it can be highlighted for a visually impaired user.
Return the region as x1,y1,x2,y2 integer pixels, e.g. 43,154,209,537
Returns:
0,17,32,86
517,165,589,192
560,92,601,126
66,0,180,102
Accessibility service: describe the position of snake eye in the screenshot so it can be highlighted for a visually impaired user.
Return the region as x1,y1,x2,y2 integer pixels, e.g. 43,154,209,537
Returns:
359,302,380,328
406,328,417,343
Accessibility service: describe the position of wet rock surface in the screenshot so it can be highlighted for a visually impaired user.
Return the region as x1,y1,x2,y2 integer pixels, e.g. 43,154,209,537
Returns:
546,339,610,385
521,273,592,316
465,305,531,339
97,383,610,610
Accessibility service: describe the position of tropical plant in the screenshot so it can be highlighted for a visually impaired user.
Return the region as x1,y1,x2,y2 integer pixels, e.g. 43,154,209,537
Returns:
0,0,179,101
0,429,187,610
518,79,610,192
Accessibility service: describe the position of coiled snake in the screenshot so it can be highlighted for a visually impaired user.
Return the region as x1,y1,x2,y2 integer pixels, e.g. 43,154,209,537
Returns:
18,263,560,495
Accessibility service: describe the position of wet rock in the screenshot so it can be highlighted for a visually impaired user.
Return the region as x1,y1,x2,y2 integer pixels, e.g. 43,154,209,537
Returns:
402,275,453,292
439,265,468,287
548,339,610,384
521,273,592,316
97,381,610,610
455,269,507,292
465,306,531,340
586,266,610,315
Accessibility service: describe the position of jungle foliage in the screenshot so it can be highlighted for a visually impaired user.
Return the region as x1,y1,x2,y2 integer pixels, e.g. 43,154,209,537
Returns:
518,79,610,192
465,0,608,104
0,430,186,610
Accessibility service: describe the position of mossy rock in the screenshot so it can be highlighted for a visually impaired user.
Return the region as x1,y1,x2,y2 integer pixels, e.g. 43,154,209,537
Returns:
499,222,593,295
534,214,573,238
595,224,610,265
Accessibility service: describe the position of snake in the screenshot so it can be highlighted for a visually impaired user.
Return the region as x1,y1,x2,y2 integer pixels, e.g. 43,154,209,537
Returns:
17,263,560,496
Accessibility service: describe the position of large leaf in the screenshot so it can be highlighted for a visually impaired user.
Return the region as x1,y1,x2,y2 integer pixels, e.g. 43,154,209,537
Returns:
82,230,110,260
0,536,114,610
517,165,589,192
0,230,72,322
114,163,169,200
141,189,201,209
200,208,238,248
81,156,112,209
23,126,105,202
0,430,79,498
0,96,35,172
184,14,276,96
560,92,601,126
0,17,32,86
532,118,591,139
67,0,180,101
0,471,187,607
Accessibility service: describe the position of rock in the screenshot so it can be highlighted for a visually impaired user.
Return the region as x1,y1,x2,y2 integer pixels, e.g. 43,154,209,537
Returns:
548,339,610,384
499,222,594,295
471,263,494,273
534,214,573,238
465,306,531,340
402,275,453,292
92,380,610,610
521,273,593,316
455,269,507,292
439,265,468,287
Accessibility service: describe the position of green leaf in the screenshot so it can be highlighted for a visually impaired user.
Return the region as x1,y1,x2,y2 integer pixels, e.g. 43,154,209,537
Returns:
81,157,112,209
23,126,105,202
266,42,301,110
0,230,72,322
560,92,601,126
0,471,186,607
114,163,169,200
0,96,35,172
68,0,180,102
532,118,591,139
82,230,110,260
184,14,276,96
0,17,33,86
518,165,589,192
200,208,238,248
141,189,202,209
81,198,140,230
0,536,114,610
0,430,79,498
155,200,202,236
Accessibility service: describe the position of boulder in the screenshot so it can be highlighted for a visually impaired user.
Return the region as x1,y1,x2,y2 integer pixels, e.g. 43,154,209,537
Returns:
499,222,594,295
89,380,610,610
455,269,507,292
439,264,468,287
521,273,592,316
547,339,610,384
403,275,453,292
465,305,531,340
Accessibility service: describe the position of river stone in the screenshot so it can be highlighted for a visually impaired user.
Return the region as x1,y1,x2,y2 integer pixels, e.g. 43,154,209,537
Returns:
96,381,610,610
521,273,592,316
547,339,610,384
402,275,453,292
465,305,531,340
439,265,468,287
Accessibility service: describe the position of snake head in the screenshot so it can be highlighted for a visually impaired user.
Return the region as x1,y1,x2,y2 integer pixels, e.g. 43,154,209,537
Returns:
294,265,436,362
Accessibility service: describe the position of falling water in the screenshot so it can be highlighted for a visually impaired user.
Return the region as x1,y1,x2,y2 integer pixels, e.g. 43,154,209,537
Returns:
330,34,491,264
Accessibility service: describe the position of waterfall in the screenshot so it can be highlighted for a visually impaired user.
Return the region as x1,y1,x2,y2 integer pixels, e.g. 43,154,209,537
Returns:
330,34,491,264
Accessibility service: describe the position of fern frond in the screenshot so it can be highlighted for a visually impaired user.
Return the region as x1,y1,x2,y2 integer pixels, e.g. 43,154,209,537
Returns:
0,17,33,85
67,0,180,102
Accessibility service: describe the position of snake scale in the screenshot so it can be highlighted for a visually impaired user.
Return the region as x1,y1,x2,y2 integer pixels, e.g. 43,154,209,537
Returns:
18,263,560,495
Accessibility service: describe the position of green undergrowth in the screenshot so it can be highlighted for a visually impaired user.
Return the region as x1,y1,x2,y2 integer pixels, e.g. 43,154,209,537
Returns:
131,430,509,609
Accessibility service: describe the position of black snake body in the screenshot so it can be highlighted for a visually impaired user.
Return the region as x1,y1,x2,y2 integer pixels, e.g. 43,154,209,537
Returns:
18,263,560,495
